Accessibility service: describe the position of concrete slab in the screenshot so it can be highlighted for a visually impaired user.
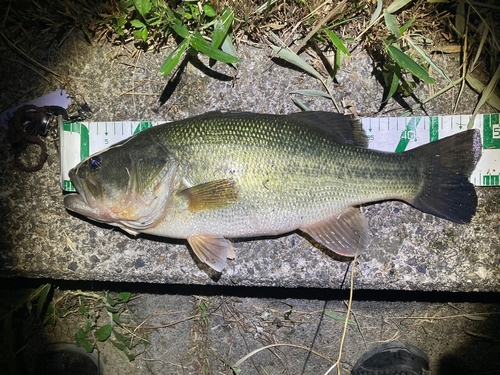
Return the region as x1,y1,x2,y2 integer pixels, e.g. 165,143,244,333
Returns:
1,32,499,292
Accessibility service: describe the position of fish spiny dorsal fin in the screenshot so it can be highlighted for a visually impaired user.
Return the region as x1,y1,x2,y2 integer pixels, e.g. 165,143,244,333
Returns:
286,112,367,148
188,234,235,272
178,179,239,212
300,207,368,257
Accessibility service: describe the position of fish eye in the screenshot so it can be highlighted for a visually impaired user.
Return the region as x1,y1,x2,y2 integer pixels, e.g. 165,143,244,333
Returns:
88,155,102,170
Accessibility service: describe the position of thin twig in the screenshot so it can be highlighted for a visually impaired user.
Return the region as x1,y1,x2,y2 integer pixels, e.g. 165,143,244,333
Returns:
323,257,357,375
117,92,158,96
2,0,11,28
3,55,53,84
0,30,65,85
233,343,336,368
401,78,462,116
391,312,499,320
346,303,367,349
453,5,470,114
133,314,200,331
294,0,347,53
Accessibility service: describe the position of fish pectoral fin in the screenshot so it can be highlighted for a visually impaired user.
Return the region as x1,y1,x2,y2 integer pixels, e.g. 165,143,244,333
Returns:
178,179,239,212
188,234,235,272
300,207,368,257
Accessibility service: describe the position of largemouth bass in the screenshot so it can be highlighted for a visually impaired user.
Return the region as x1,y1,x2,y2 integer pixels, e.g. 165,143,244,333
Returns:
64,111,482,272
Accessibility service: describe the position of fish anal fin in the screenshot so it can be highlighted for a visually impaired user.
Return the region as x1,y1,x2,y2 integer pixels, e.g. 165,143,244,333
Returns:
188,234,235,272
178,179,239,212
300,207,368,257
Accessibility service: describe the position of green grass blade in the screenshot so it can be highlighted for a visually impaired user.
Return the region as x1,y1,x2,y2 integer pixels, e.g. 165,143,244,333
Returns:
467,64,500,129
269,30,287,48
271,45,323,81
191,31,240,63
455,0,466,36
212,8,233,49
386,45,435,84
323,29,350,56
465,74,500,111
369,0,383,27
399,17,414,34
324,310,357,326
405,37,451,82
333,50,342,77
386,0,413,14
359,0,401,39
401,78,462,116
171,23,189,39
159,38,189,76
0,284,50,320
36,284,51,320
165,7,189,38
221,33,238,68
384,10,400,38
291,89,331,98
385,64,401,102
291,97,311,111
463,314,487,321
254,0,277,14
471,21,489,71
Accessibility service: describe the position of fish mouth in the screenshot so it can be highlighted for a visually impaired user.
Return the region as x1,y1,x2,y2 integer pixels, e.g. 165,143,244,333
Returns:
64,169,102,214
64,193,92,215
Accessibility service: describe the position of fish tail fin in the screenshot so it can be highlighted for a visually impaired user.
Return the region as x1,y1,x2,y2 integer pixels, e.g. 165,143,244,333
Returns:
409,129,482,223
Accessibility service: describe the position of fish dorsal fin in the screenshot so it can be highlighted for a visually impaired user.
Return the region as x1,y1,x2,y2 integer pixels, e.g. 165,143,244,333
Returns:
300,207,368,257
287,112,368,148
178,179,239,212
188,234,235,272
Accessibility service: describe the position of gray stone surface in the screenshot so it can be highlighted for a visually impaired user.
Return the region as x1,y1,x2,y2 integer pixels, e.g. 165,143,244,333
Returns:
1,31,499,292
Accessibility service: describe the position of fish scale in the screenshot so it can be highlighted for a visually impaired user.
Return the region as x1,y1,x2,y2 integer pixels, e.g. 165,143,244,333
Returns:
132,113,425,236
64,111,481,272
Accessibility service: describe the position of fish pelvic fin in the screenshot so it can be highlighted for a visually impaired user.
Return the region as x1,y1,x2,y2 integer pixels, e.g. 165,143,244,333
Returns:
409,129,482,223
188,235,235,272
178,179,239,212
300,207,368,257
